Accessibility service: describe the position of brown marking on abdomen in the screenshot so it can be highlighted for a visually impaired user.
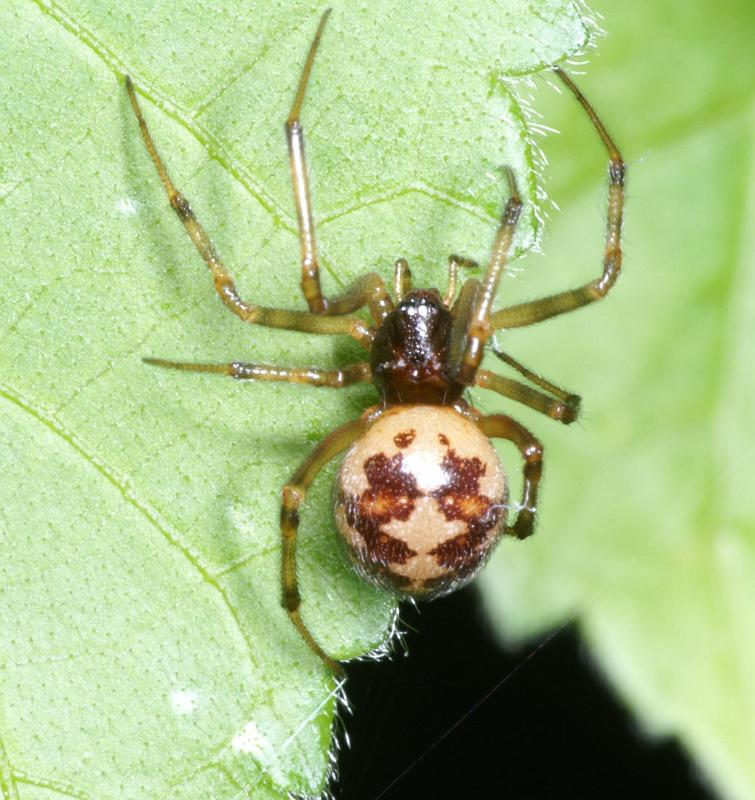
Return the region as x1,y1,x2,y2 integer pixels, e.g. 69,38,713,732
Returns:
393,429,417,449
335,405,508,599
344,452,421,565
429,448,502,569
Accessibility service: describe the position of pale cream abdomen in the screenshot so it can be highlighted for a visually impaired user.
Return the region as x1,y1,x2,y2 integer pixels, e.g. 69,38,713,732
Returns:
335,405,508,598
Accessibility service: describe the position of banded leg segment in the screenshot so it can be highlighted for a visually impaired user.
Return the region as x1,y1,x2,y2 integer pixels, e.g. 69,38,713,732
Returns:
286,12,397,326
448,277,481,378
443,255,479,308
493,348,579,405
393,258,412,302
477,347,581,424
281,417,371,675
324,272,394,325
456,169,522,384
476,370,578,424
125,77,372,347
143,357,371,388
491,68,625,330
476,414,543,540
286,10,331,313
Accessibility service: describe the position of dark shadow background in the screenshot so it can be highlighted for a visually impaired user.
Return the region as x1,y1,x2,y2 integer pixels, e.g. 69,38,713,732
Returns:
335,588,715,799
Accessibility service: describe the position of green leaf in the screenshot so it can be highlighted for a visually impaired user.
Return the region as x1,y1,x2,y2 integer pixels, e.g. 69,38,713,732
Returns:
0,1,588,796
477,1,755,798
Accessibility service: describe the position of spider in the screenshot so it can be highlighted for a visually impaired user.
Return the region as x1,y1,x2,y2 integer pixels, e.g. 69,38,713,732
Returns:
126,10,625,678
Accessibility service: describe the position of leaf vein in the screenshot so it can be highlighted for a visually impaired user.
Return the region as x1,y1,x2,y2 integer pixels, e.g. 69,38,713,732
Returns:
0,382,262,673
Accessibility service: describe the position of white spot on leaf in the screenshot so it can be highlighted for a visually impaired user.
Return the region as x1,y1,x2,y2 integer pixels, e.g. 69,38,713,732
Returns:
171,689,198,714
116,197,140,216
232,720,272,757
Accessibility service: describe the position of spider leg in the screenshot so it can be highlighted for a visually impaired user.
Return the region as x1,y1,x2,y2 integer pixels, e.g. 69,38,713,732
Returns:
448,277,481,376
454,169,522,384
492,348,578,403
143,358,371,388
476,414,543,540
393,258,412,302
286,10,330,313
475,347,581,424
490,68,625,330
125,77,372,348
286,13,397,325
281,417,371,676
475,370,578,424
323,272,394,325
443,255,479,307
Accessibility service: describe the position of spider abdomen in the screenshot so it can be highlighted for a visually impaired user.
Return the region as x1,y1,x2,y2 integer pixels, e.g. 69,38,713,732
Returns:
335,405,508,598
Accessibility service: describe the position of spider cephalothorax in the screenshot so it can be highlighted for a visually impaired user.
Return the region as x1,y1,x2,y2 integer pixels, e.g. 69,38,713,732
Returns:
370,289,462,405
128,10,625,677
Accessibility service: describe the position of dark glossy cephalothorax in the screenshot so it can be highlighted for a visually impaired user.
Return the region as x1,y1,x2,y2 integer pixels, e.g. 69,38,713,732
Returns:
127,11,625,677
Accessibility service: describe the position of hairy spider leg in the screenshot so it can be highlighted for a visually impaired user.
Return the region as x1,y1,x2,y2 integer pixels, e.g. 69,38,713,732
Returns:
393,258,412,302
454,167,523,385
492,348,580,408
281,417,373,676
448,276,481,373
287,9,329,313
143,358,371,388
443,255,479,308
490,67,626,329
475,369,578,424
476,414,543,540
125,77,373,347
322,272,394,325
474,347,581,423
286,10,395,325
